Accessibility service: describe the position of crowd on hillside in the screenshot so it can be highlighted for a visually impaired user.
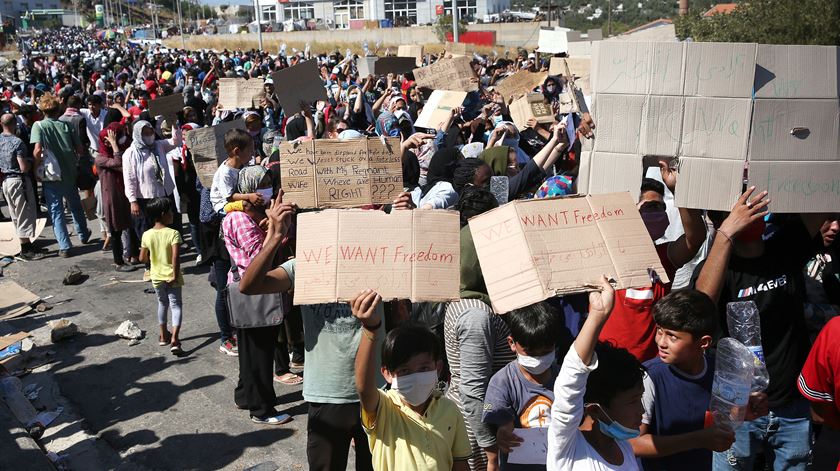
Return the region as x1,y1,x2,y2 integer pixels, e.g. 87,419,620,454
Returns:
0,26,839,471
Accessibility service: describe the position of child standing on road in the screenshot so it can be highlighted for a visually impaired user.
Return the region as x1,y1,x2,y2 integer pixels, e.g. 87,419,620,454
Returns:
139,197,184,355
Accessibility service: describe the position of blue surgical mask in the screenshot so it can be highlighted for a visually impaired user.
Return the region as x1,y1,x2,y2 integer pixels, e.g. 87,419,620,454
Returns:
492,114,503,126
590,403,640,440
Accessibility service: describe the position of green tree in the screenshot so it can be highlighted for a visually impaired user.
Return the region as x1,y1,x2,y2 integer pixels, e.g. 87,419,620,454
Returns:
675,0,840,45
434,14,467,43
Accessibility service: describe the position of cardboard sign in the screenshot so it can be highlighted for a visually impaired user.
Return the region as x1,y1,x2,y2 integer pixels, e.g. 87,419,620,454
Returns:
413,56,478,92
148,93,183,121
185,119,246,188
356,56,418,77
510,93,556,131
0,218,46,256
218,78,264,110
0,281,39,320
537,28,569,54
357,56,378,78
398,45,424,67
293,209,460,304
549,57,592,96
278,137,403,208
468,192,668,313
493,70,547,101
446,42,469,55
415,90,468,130
583,41,840,212
270,60,329,114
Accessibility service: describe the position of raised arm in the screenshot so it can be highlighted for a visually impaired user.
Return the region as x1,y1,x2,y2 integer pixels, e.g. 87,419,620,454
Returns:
352,290,384,418
239,191,296,295
659,160,706,268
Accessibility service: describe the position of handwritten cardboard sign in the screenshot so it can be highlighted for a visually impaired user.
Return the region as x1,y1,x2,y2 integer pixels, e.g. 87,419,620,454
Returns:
398,45,424,66
415,90,468,130
582,41,840,212
413,56,478,92
270,60,328,114
148,93,183,121
510,93,556,131
494,70,547,101
278,137,403,208
468,192,668,313
294,209,460,304
218,78,264,110
185,119,246,188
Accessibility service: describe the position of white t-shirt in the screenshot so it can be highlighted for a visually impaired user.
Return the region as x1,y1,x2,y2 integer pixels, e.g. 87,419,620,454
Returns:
547,347,640,471
210,163,239,212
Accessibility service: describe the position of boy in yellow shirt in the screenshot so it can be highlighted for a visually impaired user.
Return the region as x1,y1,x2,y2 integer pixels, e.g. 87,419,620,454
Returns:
139,197,184,355
352,289,471,471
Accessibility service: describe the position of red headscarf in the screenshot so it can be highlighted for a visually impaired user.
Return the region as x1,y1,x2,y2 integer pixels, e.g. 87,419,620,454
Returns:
98,122,130,159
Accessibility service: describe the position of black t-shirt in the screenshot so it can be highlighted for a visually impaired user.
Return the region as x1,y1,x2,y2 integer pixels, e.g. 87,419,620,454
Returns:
690,219,814,409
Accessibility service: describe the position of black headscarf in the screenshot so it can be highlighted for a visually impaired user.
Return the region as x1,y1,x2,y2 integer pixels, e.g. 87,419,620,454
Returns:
420,147,462,198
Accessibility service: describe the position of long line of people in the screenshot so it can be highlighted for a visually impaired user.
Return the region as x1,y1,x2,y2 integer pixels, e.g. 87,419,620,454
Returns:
1,26,838,471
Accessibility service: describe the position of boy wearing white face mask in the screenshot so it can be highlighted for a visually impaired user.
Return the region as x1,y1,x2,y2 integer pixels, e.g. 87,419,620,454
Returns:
483,302,570,471
352,289,471,471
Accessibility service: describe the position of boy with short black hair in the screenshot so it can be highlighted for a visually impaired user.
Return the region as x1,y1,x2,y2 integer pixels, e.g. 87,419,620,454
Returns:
209,128,263,213
352,289,471,471
631,289,746,470
483,302,569,470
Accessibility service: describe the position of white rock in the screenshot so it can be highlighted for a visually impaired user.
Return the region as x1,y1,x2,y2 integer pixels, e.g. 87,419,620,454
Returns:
114,321,143,340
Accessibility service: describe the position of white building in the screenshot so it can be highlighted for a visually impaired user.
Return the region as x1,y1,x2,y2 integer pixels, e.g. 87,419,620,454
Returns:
257,0,509,28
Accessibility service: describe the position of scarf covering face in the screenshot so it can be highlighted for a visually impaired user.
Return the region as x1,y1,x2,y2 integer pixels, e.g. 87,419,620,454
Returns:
420,147,461,198
238,165,268,194
132,119,154,151
495,121,530,165
480,146,512,177
98,122,128,159
460,226,491,306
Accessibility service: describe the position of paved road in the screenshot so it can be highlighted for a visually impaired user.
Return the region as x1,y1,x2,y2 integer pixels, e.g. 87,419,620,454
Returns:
2,219,328,470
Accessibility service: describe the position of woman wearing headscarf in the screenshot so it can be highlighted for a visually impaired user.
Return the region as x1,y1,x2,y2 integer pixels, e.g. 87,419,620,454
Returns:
444,217,516,471
222,165,296,425
122,119,182,271
409,147,461,209
94,122,139,271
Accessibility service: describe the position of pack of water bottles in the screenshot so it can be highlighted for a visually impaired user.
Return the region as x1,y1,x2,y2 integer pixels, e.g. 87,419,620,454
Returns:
709,301,771,430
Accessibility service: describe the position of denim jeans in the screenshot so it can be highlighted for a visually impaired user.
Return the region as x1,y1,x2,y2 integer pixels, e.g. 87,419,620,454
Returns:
43,182,90,251
713,399,812,471
213,257,232,343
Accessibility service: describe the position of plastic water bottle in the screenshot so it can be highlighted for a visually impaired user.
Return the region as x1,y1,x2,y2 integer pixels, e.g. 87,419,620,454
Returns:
726,301,771,391
710,338,754,430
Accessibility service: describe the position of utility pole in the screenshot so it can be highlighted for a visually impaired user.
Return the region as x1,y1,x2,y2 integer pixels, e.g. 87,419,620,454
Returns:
607,0,611,37
177,0,185,49
254,0,263,49
547,0,552,27
150,1,158,39
452,0,459,43
679,0,688,16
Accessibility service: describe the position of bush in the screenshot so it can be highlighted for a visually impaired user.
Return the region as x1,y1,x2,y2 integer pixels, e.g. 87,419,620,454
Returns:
433,14,467,43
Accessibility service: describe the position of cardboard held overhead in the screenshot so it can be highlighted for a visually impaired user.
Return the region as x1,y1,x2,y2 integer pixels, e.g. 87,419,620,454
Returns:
585,40,840,212
415,90,468,130
0,281,40,320
270,60,329,114
357,56,418,77
218,78,264,110
278,137,403,208
510,93,556,131
185,119,246,188
493,70,547,101
468,192,668,314
398,45,424,67
294,209,460,304
413,56,478,92
148,93,184,121
0,218,46,256
549,57,592,96
537,28,569,54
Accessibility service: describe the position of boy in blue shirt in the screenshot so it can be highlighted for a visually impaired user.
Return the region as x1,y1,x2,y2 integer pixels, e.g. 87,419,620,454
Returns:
630,290,767,470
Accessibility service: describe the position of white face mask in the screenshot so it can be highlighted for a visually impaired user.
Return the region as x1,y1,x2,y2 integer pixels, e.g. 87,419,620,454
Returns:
517,351,556,375
255,187,273,203
142,135,155,146
391,370,437,406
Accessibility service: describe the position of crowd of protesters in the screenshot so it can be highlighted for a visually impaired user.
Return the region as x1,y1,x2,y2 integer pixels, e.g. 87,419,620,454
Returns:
0,26,839,471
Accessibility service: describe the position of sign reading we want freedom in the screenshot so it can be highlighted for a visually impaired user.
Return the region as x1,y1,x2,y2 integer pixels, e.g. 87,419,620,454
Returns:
469,192,667,313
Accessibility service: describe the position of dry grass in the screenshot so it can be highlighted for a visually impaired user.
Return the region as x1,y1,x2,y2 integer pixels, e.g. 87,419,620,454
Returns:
162,35,511,56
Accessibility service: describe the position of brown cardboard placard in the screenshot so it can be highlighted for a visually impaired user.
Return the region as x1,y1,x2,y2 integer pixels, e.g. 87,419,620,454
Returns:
270,60,329,114
148,93,184,121
414,90,468,130
468,192,668,313
293,209,460,304
510,93,556,131
0,281,40,319
493,70,547,101
0,218,47,256
218,78,264,110
185,119,246,188
374,57,418,75
549,57,592,97
398,45,424,67
357,57,378,78
278,137,403,208
413,56,478,92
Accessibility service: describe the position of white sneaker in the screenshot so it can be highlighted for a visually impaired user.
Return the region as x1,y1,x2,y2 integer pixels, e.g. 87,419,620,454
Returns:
195,254,203,265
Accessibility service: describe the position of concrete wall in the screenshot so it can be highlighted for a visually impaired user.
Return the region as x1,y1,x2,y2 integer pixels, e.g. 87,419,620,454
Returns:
216,21,549,49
